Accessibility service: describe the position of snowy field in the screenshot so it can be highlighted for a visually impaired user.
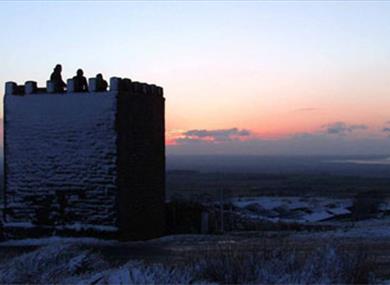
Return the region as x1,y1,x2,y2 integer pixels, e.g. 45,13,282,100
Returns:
231,196,390,224
0,235,387,284
1,195,390,284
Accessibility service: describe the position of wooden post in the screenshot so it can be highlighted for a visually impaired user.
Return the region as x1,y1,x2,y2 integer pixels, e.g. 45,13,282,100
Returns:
220,188,224,233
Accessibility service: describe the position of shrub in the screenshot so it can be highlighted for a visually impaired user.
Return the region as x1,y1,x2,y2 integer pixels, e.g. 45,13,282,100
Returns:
351,191,386,220
189,243,376,284
0,244,108,284
74,261,196,285
0,242,377,284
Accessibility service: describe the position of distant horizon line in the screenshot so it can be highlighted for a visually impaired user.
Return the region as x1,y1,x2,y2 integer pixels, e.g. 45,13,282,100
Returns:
0,154,389,158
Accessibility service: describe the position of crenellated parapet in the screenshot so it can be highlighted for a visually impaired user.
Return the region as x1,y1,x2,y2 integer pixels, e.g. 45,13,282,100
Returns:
109,77,163,96
5,77,164,96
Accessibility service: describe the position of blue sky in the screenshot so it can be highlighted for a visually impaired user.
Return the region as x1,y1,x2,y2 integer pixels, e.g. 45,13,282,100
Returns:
1,1,390,155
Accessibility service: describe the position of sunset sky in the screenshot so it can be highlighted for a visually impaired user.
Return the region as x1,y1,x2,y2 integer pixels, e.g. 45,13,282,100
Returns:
1,1,390,155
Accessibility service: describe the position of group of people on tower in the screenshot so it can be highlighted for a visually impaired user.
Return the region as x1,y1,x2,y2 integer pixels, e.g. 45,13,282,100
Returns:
50,64,108,93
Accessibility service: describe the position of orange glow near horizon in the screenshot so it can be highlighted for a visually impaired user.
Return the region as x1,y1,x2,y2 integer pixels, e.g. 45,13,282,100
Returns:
162,60,390,146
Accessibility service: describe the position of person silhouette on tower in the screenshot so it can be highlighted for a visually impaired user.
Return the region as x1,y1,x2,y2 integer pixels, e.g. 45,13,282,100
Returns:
50,64,66,93
73,69,89,92
96,73,108,92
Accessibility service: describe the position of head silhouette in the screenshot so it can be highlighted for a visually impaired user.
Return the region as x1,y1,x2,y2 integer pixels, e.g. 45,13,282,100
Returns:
96,73,103,80
54,64,62,73
77,69,84,77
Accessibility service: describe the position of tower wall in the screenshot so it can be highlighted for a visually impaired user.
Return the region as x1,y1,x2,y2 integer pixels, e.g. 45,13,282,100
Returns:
4,93,118,231
116,91,165,240
3,78,165,239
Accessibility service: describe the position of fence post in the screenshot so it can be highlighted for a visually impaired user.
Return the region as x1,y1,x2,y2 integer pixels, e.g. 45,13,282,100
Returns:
219,188,224,233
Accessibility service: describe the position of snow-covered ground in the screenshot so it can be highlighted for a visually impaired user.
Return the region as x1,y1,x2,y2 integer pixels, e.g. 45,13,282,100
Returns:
1,195,389,284
230,195,390,240
0,237,120,247
293,216,390,239
231,196,353,223
0,240,378,284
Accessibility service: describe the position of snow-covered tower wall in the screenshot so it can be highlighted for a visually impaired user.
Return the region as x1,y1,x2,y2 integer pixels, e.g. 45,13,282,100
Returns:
3,78,165,240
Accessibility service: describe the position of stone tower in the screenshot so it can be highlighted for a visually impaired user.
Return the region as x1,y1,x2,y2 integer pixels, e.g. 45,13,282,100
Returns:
3,77,165,240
